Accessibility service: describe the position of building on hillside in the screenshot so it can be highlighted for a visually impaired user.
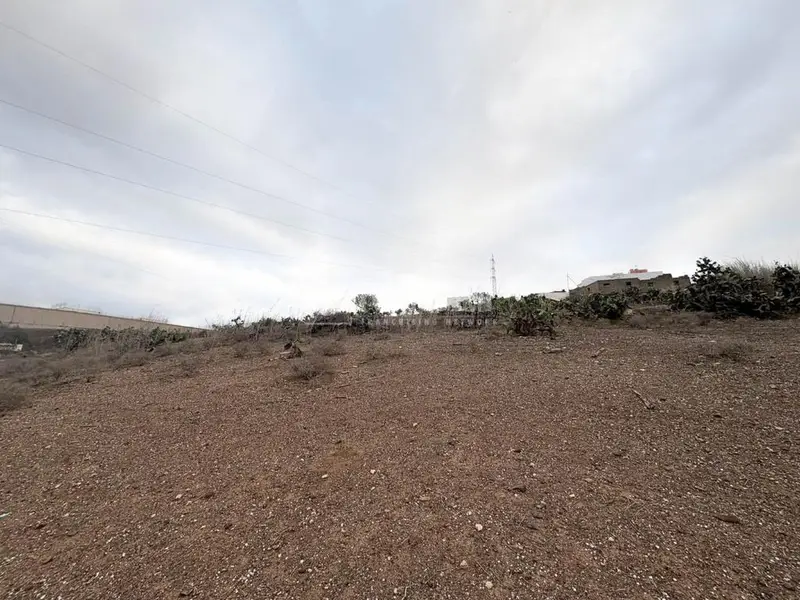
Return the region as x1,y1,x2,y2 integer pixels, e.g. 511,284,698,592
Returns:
569,269,690,297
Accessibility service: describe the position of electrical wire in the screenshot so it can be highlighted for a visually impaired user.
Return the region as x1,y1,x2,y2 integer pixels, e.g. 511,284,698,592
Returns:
0,18,479,259
0,206,425,275
0,19,350,196
0,19,489,267
0,142,352,243
0,97,382,233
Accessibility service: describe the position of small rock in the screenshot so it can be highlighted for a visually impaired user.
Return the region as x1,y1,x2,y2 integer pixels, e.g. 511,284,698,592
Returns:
474,523,484,532
175,493,183,501
485,581,494,589
509,484,527,493
531,511,545,520
783,581,797,591
714,514,742,524
459,560,468,567
321,474,329,480
494,352,502,356
419,495,431,502
412,422,418,428
370,469,376,475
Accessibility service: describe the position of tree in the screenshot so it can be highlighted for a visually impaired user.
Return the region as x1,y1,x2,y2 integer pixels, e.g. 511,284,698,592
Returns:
395,308,403,316
470,292,492,311
406,302,420,315
352,294,380,318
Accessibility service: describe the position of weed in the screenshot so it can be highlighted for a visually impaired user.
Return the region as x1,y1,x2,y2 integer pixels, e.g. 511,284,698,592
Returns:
232,342,252,358
115,351,149,369
175,355,201,378
317,340,346,356
363,345,406,363
0,384,28,415
700,341,753,363
288,355,332,382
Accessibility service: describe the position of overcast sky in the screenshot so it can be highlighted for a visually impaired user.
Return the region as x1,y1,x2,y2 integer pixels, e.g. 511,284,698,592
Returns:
1,0,799,326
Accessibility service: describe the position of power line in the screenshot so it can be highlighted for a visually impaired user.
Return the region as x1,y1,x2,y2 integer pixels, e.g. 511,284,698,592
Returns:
0,142,352,243
0,24,489,263
0,97,379,233
0,19,352,197
0,206,411,274
0,215,171,282
0,20,490,267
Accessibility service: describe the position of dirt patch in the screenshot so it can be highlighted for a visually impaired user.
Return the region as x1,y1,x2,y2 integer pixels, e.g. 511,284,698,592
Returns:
1,321,798,598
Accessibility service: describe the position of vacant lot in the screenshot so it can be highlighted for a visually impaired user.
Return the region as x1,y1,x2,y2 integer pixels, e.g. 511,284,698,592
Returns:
1,321,798,599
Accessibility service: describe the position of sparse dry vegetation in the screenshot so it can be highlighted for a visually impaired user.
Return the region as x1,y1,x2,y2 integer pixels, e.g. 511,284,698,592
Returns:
174,355,201,378
1,256,799,597
2,320,798,599
699,340,754,362
287,355,332,382
0,383,27,415
316,339,347,356
362,343,406,363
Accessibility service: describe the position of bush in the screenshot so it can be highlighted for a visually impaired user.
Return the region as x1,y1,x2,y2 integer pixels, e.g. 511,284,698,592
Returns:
699,341,753,363
676,258,799,319
317,340,346,356
54,326,191,352
0,384,28,415
288,356,331,382
493,295,557,337
562,293,629,321
0,326,30,346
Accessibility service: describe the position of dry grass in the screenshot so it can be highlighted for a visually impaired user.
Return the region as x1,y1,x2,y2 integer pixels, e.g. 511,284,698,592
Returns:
114,350,150,369
724,258,800,280
699,340,754,362
363,343,407,363
316,339,347,356
1,323,799,598
0,383,28,415
173,355,201,378
628,310,713,329
287,355,332,382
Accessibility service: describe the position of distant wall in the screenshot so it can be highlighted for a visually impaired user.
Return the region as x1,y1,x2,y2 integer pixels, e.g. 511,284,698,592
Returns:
375,315,497,329
0,303,203,332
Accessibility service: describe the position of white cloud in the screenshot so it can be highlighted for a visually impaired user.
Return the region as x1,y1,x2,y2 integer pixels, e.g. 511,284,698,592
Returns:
1,0,799,325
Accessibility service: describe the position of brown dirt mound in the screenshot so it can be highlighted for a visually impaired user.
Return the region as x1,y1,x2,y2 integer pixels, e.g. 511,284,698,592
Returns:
1,322,798,598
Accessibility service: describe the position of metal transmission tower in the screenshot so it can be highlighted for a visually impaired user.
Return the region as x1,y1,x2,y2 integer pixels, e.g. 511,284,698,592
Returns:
491,255,498,297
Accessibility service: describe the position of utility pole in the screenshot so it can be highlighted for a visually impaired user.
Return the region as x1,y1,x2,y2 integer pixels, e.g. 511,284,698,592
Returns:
490,255,498,297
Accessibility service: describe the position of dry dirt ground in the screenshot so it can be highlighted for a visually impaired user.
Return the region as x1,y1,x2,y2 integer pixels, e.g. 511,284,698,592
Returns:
1,321,798,599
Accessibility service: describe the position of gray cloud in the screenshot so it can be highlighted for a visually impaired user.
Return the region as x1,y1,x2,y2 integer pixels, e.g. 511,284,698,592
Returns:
2,0,799,325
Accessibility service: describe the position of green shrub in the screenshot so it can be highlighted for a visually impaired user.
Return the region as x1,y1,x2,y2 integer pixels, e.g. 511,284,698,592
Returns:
562,293,629,321
493,295,557,337
678,258,787,319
